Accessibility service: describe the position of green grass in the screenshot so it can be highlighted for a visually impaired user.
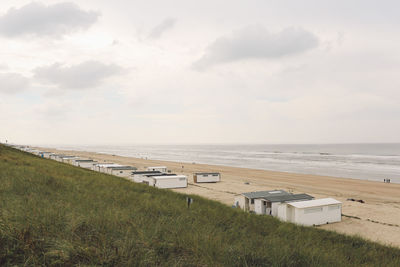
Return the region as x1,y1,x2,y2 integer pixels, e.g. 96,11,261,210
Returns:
1,145,400,266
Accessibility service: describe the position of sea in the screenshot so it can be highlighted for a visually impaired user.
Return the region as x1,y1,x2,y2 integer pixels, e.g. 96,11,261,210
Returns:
53,143,400,184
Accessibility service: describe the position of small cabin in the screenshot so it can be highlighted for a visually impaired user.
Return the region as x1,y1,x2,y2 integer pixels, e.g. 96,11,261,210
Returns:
92,163,117,172
147,166,168,173
39,152,53,158
193,172,221,183
74,159,98,169
61,156,79,164
98,164,121,173
277,198,342,226
254,193,314,216
64,157,80,164
234,190,291,212
53,155,68,162
109,166,138,177
131,171,162,183
147,175,187,189
49,154,60,160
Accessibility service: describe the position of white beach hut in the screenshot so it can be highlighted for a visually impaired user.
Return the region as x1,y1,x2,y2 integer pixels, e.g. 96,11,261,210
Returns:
99,164,121,173
254,193,314,216
39,152,53,158
54,155,68,162
234,190,291,212
74,159,98,169
65,157,80,164
91,163,114,172
277,198,342,226
147,166,168,173
149,175,187,189
193,172,221,183
61,156,79,164
131,171,162,183
109,166,137,177
49,154,60,160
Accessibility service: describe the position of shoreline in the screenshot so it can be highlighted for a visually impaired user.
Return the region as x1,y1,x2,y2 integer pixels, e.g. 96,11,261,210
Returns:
37,146,400,248
45,145,400,184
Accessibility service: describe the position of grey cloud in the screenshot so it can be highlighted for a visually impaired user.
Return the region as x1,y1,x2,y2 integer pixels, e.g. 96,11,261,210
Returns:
148,18,176,39
0,2,99,38
34,61,122,90
0,72,30,94
193,25,319,70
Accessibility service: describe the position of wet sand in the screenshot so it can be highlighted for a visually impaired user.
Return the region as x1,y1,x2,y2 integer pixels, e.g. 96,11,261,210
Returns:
39,147,400,248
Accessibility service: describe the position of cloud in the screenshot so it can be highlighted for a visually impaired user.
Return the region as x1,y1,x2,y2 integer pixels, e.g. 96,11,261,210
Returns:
193,25,319,70
148,18,176,39
0,2,99,38
34,61,123,90
0,72,30,94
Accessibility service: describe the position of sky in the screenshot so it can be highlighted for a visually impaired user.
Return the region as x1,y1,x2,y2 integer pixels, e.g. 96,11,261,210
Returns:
0,0,399,145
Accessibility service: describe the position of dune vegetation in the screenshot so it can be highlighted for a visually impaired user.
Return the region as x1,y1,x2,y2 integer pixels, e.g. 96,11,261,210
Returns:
1,144,400,266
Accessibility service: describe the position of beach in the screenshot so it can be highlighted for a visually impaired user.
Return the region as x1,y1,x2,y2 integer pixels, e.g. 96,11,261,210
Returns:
39,147,400,248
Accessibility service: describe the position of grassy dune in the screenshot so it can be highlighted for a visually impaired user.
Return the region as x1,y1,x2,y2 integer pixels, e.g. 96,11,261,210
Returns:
1,145,400,266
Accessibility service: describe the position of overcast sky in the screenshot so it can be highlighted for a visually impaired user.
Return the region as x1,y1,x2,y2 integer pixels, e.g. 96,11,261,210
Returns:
0,0,399,145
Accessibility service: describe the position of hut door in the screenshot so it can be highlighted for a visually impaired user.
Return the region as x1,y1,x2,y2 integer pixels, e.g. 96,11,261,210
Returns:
266,202,272,215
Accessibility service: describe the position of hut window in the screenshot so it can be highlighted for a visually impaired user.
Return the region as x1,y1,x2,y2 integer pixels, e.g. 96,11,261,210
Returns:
328,205,340,211
304,207,323,214
212,174,218,176
251,199,254,204
120,171,123,173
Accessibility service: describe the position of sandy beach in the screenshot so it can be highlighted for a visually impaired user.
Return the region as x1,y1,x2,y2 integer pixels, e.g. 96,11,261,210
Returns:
39,147,400,248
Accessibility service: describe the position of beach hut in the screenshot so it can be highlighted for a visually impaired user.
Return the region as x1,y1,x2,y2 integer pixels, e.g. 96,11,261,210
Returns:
109,166,138,177
147,175,187,189
60,156,79,164
131,171,162,183
277,198,342,226
193,172,221,183
253,193,314,216
40,152,53,158
99,164,122,173
65,157,80,164
49,154,60,160
234,190,291,212
147,166,168,173
53,154,68,162
91,163,114,172
74,159,98,169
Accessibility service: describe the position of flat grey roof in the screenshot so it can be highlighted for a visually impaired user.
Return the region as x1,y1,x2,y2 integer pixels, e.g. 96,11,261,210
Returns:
242,190,290,199
75,159,96,162
132,171,161,175
108,166,137,170
195,172,220,175
144,173,177,177
262,193,314,203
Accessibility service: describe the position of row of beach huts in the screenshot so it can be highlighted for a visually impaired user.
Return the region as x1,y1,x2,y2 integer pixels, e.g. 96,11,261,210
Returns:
13,146,221,189
11,145,342,227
